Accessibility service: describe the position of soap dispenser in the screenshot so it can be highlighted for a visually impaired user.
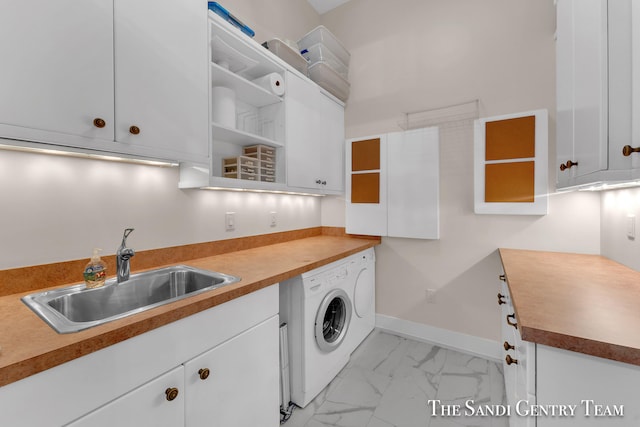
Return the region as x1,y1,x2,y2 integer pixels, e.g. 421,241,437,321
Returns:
84,248,107,289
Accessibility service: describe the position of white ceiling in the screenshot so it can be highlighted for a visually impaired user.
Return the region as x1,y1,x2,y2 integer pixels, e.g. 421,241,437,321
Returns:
306,0,351,15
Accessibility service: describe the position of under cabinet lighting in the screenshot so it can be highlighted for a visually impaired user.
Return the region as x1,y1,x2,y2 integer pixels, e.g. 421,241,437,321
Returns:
201,186,325,197
577,181,640,192
556,180,640,193
0,143,179,167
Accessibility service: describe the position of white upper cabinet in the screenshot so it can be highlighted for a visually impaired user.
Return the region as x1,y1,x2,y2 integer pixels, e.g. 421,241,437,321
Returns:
286,71,344,194
0,0,208,162
556,0,640,189
346,128,439,239
0,0,115,143
555,0,608,188
113,0,209,161
179,12,345,194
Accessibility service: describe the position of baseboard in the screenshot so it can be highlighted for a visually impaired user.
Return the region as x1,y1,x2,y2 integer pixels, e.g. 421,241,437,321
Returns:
375,314,501,362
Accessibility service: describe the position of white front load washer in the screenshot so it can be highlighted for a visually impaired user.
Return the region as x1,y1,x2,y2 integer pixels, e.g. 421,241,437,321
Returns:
344,248,375,355
279,248,375,408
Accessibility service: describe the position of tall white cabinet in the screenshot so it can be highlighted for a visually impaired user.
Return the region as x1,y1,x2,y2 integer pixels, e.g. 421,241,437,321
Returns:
0,0,209,162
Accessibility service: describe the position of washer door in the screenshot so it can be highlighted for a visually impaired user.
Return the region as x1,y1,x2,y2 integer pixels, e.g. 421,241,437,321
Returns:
315,288,352,353
353,266,374,318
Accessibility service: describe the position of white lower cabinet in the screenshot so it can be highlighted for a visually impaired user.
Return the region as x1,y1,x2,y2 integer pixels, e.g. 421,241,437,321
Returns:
0,285,279,427
499,275,640,426
536,345,640,426
67,366,185,427
184,316,280,427
499,277,535,427
67,316,279,427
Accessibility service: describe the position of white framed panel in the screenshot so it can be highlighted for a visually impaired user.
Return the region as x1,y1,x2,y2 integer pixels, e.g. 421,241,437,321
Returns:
474,109,548,215
346,134,388,236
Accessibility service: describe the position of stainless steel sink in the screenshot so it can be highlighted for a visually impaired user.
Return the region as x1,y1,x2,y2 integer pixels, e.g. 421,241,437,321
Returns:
22,265,240,334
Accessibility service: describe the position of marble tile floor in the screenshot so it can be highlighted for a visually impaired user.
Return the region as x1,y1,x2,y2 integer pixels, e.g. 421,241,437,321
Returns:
282,329,508,427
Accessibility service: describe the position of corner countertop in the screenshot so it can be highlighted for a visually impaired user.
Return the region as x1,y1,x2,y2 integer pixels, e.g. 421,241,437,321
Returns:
0,234,379,387
499,248,640,366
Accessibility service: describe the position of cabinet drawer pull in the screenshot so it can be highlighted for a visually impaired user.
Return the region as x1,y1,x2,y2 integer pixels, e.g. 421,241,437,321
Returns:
622,145,640,156
93,118,106,128
129,125,141,135
198,368,210,380
499,274,506,282
165,387,179,401
506,313,517,329
504,341,515,351
505,354,518,365
497,293,506,305
559,160,578,171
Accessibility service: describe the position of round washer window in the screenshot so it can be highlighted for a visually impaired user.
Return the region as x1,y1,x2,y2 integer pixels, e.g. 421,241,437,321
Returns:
315,288,352,353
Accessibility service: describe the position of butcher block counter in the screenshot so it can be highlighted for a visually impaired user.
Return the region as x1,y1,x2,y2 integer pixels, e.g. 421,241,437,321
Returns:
0,228,379,387
499,248,640,366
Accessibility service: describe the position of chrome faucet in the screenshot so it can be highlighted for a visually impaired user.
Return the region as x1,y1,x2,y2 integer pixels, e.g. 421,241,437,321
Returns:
116,228,135,283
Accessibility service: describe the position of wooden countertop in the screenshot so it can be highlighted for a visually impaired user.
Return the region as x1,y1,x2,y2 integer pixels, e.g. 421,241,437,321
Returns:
499,248,640,366
0,234,378,387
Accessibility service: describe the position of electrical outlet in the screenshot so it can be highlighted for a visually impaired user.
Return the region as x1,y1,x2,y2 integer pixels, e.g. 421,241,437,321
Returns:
426,289,436,303
225,212,235,231
627,214,636,240
269,211,277,227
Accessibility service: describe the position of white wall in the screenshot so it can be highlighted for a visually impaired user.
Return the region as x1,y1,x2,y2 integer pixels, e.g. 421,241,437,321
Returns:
321,0,602,342
0,147,320,270
222,0,320,43
601,188,640,270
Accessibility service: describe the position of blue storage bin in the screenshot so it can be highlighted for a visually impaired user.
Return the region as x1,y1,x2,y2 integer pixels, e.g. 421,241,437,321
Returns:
208,2,255,38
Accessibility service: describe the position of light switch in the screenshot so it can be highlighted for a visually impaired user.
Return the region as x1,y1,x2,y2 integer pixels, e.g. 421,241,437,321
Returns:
627,214,635,240
226,212,236,231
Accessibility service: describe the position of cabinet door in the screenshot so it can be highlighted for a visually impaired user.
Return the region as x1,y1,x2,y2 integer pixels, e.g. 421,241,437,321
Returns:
184,316,280,427
286,72,345,193
318,92,345,192
388,127,439,238
66,366,185,427
555,0,575,188
114,0,208,161
0,0,114,142
572,0,608,178
632,1,640,163
286,72,321,189
346,135,388,236
556,0,608,185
